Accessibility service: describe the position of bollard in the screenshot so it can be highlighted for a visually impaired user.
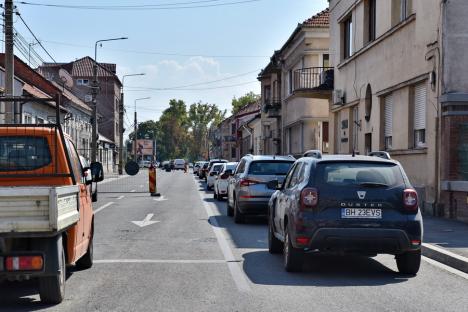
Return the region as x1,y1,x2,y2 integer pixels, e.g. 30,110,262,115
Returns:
149,164,161,197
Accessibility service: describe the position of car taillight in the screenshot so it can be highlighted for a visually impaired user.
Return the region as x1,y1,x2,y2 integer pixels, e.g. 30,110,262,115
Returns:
403,189,418,212
5,255,44,271
240,179,259,187
300,187,318,211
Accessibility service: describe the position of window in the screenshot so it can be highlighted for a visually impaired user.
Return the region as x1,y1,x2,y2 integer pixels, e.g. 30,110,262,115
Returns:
231,147,236,159
283,163,299,189
65,139,83,183
235,159,246,174
365,84,372,121
384,94,393,150
400,0,409,21
23,114,32,124
343,16,353,59
264,85,271,103
231,123,236,135
367,0,376,42
247,161,294,176
77,79,89,86
413,83,427,148
288,70,293,94
323,54,330,68
0,136,51,171
392,0,410,26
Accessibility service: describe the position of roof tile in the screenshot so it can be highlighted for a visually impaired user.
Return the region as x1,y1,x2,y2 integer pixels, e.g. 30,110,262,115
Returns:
302,8,329,27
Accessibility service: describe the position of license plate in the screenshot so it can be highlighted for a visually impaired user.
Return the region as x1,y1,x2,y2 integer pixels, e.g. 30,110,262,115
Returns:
341,208,382,219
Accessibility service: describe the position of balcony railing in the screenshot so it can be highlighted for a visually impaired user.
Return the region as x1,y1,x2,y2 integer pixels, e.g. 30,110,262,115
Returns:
293,67,334,92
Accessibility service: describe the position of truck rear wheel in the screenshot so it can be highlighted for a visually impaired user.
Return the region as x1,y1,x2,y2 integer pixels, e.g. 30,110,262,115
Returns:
39,237,65,304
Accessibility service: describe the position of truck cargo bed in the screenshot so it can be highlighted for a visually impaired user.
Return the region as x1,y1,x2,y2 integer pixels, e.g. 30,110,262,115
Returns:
0,186,79,233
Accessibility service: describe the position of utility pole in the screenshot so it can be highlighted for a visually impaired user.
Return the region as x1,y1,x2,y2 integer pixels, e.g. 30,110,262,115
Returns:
119,92,124,173
4,0,15,124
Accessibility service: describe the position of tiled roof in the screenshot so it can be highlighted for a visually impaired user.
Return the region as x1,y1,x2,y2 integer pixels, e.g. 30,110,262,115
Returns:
302,8,329,27
42,57,118,79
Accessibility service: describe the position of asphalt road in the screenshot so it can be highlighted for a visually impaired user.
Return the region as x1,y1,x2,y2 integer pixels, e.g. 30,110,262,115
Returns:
1,169,467,311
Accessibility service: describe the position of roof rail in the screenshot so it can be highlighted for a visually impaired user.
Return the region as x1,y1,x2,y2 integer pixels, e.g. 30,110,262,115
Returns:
303,150,322,159
368,151,391,160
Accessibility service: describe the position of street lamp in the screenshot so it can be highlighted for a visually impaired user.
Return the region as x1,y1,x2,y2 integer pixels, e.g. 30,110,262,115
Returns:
118,73,145,174
91,36,128,163
133,97,151,161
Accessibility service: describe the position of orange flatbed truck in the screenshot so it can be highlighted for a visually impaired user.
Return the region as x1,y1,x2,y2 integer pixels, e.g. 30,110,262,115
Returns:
0,124,104,304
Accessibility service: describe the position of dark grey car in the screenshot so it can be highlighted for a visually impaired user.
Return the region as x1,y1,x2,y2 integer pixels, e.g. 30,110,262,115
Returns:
227,155,295,223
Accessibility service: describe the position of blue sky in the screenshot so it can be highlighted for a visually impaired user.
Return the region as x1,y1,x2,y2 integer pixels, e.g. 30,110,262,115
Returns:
13,0,328,134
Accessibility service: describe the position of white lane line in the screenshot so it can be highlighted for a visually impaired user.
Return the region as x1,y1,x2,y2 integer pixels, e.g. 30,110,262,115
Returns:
94,259,226,264
195,178,251,293
94,202,115,214
117,195,125,200
131,190,136,193
422,243,468,263
422,256,468,280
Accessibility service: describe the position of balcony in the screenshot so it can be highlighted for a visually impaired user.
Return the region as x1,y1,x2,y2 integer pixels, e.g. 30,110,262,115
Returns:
262,98,281,119
292,67,334,99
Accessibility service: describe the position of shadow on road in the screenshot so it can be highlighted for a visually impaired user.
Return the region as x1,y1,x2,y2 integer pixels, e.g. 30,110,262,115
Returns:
242,251,408,287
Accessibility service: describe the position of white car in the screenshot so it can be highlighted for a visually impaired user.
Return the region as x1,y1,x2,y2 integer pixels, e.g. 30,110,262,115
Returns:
173,159,186,170
214,162,238,200
206,163,225,190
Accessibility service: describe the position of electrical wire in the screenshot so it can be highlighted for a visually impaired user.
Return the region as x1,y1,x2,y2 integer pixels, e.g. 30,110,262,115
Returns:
27,39,269,58
19,0,225,9
18,0,262,11
124,80,257,91
15,11,56,63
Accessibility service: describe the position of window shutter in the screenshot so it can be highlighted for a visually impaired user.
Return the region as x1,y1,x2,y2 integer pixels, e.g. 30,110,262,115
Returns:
384,94,393,137
414,83,427,130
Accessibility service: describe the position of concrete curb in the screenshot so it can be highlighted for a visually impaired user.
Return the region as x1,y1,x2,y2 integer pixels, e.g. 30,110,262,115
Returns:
422,243,468,273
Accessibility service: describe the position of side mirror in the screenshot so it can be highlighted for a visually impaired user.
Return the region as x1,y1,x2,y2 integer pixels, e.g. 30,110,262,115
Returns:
90,162,104,182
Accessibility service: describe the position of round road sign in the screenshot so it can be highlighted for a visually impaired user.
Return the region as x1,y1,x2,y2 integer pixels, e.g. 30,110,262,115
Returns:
125,161,140,176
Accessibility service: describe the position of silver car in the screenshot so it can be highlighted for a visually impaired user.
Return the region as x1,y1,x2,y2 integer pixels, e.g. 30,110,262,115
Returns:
227,155,295,223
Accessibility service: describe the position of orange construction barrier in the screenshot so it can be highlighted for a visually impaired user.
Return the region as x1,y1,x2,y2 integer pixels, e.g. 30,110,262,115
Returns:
149,164,160,197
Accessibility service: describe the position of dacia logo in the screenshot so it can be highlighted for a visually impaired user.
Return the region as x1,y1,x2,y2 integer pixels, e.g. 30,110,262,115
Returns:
357,191,366,199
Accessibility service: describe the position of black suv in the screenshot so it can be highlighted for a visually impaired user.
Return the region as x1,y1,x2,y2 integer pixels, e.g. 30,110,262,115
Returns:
268,153,423,274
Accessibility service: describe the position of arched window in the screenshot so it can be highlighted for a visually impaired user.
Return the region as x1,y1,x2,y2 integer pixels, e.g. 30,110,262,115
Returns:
365,84,372,122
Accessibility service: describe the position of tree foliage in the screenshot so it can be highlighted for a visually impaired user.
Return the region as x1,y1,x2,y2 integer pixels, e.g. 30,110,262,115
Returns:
129,99,225,161
231,91,260,114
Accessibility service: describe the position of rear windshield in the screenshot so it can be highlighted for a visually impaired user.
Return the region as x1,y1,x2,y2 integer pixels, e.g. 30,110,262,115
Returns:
212,164,224,172
226,164,237,171
248,161,294,175
316,162,405,188
0,136,51,171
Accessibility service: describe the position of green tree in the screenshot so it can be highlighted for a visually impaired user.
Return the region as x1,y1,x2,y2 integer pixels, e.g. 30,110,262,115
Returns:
231,91,260,114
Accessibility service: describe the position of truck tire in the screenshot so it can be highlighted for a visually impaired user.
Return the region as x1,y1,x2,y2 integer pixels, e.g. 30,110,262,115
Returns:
284,228,303,272
39,237,66,304
76,235,94,270
396,250,421,275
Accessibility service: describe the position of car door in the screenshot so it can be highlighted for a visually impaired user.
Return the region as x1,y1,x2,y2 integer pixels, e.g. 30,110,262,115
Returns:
278,162,303,236
65,139,90,260
274,162,298,232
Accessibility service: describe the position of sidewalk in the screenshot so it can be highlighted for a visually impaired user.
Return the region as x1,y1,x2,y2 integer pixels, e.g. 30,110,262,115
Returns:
422,215,468,273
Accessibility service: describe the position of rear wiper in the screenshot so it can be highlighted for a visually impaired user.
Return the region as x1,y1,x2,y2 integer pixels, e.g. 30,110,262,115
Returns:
358,182,389,188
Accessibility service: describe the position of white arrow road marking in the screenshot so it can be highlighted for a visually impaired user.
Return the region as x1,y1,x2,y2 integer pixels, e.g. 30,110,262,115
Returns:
131,213,160,228
153,195,168,202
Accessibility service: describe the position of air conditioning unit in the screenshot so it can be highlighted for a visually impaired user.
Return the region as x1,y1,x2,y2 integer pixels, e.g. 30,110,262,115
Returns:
333,89,344,105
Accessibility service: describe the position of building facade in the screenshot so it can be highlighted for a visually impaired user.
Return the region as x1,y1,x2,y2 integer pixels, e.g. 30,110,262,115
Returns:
329,0,468,221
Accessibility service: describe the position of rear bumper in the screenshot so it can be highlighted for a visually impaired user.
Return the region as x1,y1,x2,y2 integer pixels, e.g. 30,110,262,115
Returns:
297,228,420,255
237,200,269,215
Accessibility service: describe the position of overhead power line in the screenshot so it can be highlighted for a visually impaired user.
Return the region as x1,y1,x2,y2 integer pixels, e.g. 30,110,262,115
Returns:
125,80,257,91
30,39,269,58
15,11,56,63
126,69,261,90
18,0,262,10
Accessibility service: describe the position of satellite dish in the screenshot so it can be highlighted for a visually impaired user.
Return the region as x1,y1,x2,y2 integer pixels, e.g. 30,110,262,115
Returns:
59,68,74,89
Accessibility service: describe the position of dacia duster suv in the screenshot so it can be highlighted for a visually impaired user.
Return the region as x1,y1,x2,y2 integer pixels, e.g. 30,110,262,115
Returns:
268,153,423,274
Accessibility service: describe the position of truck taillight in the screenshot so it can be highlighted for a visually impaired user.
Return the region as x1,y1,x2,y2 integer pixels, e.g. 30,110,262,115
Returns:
240,179,259,187
5,255,43,271
403,189,418,212
300,187,318,211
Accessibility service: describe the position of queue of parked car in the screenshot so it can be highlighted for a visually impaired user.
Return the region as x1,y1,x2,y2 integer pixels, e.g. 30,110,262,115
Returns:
195,151,423,275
